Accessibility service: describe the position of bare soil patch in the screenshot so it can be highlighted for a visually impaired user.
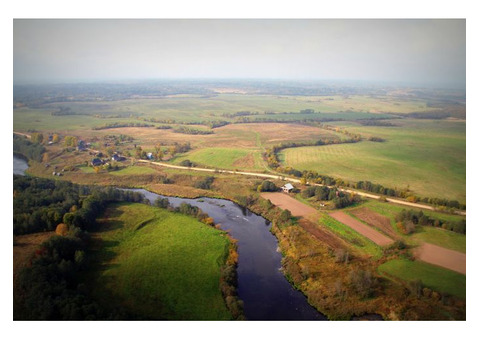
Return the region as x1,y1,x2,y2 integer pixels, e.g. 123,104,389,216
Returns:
298,218,346,250
261,192,318,219
413,243,466,275
329,211,394,247
349,207,397,239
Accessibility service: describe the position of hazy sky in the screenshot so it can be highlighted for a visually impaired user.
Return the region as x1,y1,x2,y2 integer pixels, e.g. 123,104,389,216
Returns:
13,19,466,87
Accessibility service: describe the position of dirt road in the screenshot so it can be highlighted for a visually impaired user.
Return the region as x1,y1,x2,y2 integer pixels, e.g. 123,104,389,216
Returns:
260,192,318,219
329,211,394,246
140,160,465,215
414,243,466,274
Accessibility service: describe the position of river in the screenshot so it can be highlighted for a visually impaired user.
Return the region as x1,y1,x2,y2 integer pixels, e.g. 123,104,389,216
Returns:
13,155,29,175
12,156,325,320
129,189,326,321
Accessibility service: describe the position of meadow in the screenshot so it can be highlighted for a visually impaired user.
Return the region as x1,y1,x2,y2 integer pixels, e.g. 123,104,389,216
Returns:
349,200,466,252
280,119,465,202
86,202,232,320
378,259,466,299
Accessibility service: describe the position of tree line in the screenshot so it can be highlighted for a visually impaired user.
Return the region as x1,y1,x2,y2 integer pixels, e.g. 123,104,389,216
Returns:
302,185,360,209
395,209,466,235
13,175,145,235
14,134,45,162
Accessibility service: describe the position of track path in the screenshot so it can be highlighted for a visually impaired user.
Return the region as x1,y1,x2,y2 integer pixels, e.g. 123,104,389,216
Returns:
139,159,465,215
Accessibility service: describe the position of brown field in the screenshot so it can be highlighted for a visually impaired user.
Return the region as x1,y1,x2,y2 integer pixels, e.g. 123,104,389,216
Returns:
69,122,339,151
13,232,55,280
413,243,466,274
329,211,394,247
260,192,319,219
348,207,398,239
297,218,346,250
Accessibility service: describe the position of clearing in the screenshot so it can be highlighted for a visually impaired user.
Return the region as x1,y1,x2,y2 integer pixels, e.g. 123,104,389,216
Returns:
87,202,232,320
413,242,466,275
329,211,394,246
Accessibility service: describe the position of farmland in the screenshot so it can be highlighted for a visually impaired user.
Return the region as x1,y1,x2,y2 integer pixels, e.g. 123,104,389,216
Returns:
280,119,465,202
86,202,232,320
13,81,466,321
378,259,466,299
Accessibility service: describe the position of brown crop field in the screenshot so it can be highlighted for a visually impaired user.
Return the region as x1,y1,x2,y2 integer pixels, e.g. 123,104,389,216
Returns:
261,192,319,219
329,211,394,246
348,207,398,239
297,218,346,250
413,242,466,274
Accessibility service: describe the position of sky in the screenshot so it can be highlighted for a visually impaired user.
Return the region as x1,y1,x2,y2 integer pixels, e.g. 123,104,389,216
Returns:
13,19,466,87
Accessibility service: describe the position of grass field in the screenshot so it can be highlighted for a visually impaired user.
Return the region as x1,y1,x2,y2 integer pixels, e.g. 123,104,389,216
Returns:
318,213,383,258
88,202,232,320
172,147,262,170
378,259,466,299
280,119,465,202
13,93,430,132
352,200,466,252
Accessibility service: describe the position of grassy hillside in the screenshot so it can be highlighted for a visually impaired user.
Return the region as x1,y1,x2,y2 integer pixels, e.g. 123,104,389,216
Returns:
280,119,465,202
88,202,232,320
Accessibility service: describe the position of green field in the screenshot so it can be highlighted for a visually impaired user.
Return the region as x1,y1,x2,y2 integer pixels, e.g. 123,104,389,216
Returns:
354,200,466,251
280,119,465,202
378,259,466,299
13,93,430,132
88,202,232,320
318,213,383,258
172,147,262,170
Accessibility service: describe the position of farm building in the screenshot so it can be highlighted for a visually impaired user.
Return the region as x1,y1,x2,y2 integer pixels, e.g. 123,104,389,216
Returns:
112,154,126,162
281,183,294,193
91,158,103,166
77,140,87,151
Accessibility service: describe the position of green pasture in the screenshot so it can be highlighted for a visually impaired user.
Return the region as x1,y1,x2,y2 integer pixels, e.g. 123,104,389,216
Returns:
13,93,433,134
280,119,465,202
356,200,466,252
88,202,232,320
318,214,383,258
378,259,466,299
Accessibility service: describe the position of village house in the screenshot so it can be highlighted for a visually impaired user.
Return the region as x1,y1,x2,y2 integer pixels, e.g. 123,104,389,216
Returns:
91,158,103,166
281,183,294,193
112,154,126,162
77,140,87,151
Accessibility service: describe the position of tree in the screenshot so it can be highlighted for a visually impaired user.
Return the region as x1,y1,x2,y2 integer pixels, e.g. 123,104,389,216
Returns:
55,223,69,236
52,134,59,143
64,136,78,147
31,132,44,144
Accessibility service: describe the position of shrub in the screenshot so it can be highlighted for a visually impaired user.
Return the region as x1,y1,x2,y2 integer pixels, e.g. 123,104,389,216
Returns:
194,176,214,190
55,223,69,236
257,180,278,192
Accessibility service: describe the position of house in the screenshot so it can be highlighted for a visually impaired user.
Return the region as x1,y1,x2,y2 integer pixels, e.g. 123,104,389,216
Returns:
112,154,126,162
91,158,103,166
77,140,86,151
281,183,294,193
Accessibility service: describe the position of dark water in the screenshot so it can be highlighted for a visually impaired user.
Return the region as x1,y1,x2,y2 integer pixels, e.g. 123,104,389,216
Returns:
13,155,28,175
128,188,326,321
